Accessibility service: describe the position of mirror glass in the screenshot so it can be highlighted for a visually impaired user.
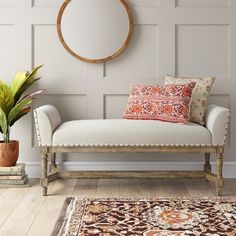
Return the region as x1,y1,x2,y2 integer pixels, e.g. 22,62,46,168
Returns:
57,0,133,63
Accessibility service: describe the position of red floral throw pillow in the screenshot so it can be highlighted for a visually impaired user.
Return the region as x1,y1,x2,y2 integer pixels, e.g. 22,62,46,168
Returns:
123,83,196,123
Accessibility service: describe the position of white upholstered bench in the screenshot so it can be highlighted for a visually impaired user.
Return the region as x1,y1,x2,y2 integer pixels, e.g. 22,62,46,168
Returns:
34,104,229,196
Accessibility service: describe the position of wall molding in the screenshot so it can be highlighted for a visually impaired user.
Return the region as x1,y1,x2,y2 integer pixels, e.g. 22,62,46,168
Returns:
25,161,236,178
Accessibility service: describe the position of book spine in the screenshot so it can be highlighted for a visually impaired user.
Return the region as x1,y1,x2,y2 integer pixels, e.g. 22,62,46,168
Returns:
0,173,25,180
0,176,27,185
0,163,25,172
0,171,24,176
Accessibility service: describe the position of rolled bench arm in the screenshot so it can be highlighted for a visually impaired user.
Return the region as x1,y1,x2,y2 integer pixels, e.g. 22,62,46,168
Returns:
34,105,62,146
205,104,230,147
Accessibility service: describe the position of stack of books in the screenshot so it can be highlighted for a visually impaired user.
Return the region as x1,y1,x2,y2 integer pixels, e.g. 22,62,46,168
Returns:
0,163,29,187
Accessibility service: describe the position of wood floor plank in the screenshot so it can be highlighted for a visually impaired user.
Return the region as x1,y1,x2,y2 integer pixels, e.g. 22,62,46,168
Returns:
138,179,166,198
49,179,77,197
0,179,50,236
200,179,236,198
184,179,215,197
0,187,28,225
73,179,98,198
119,179,141,197
161,179,189,197
221,179,236,198
96,179,120,198
26,179,77,236
0,188,6,196
0,181,32,228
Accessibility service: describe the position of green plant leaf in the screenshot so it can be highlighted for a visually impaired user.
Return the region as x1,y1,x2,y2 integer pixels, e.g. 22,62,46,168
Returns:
10,65,43,103
14,77,41,103
0,65,43,141
0,107,7,134
8,98,32,125
26,65,43,79
0,84,14,116
10,72,27,98
9,107,31,127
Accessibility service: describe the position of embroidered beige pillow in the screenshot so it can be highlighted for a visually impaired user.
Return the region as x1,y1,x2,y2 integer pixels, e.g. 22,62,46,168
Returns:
165,75,215,125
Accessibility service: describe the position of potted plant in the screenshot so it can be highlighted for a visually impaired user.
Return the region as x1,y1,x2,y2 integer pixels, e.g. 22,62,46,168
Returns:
0,65,44,167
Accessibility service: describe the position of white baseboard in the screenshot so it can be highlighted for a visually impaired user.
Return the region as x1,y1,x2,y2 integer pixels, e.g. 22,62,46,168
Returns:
25,161,236,178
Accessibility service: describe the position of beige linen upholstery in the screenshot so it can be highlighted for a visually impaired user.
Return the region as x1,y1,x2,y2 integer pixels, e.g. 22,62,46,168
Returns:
34,104,229,147
34,105,62,146
52,119,212,146
205,105,230,146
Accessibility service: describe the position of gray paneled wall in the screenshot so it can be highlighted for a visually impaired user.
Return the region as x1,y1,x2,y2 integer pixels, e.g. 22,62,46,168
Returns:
0,0,235,175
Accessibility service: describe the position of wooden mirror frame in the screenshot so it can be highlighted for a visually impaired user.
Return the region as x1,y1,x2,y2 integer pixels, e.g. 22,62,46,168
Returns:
57,0,133,63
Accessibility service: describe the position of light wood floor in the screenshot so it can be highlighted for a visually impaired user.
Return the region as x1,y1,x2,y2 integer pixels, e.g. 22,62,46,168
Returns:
0,178,235,236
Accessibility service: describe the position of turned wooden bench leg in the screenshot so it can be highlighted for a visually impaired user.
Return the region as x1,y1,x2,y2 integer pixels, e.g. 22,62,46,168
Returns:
204,153,211,173
50,153,57,173
216,148,224,196
41,148,48,196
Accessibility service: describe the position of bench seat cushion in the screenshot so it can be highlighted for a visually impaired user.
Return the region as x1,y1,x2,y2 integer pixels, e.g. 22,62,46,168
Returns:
52,119,212,146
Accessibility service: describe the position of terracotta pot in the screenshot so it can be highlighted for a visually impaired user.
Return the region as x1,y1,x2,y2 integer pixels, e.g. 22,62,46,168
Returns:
0,140,19,167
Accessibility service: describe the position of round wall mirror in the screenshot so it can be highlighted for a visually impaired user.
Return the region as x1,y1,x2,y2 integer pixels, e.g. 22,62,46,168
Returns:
57,0,133,63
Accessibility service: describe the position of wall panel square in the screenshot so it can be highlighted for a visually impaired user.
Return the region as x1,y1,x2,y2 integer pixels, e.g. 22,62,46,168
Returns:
176,0,230,7
0,0,14,6
33,94,87,121
0,25,14,81
105,25,158,79
208,94,230,108
104,95,129,119
33,25,86,79
176,24,230,78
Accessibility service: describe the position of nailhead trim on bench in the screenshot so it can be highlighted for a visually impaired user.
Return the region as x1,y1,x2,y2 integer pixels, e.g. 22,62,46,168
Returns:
33,110,42,146
223,109,230,146
44,144,214,148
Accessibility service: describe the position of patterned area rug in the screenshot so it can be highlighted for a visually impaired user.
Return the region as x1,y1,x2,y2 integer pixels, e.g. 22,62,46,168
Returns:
52,197,236,236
